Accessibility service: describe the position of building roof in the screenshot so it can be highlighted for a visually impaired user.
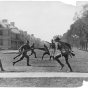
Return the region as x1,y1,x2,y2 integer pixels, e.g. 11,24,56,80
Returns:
0,21,7,28
0,20,20,34
11,28,20,34
0,19,27,34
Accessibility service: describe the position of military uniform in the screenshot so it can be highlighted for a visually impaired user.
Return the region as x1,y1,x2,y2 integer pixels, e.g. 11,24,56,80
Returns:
49,40,56,59
13,41,31,66
29,43,37,58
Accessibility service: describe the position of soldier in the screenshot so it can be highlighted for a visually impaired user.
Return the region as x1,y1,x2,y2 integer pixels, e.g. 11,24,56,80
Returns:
49,39,56,60
54,37,74,72
54,37,75,57
42,44,50,60
29,43,37,58
13,40,31,66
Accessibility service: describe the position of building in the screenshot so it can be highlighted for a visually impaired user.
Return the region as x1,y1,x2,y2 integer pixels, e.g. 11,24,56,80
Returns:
0,19,28,50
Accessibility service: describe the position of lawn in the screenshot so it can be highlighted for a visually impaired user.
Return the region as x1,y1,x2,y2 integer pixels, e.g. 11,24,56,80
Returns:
0,48,88,72
0,48,88,87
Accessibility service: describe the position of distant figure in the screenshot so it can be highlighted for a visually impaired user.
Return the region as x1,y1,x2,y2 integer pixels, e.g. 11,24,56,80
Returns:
42,44,50,60
13,40,31,66
49,39,56,60
29,43,37,58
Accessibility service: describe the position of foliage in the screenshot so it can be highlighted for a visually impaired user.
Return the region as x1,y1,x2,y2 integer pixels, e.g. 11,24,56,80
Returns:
62,3,88,47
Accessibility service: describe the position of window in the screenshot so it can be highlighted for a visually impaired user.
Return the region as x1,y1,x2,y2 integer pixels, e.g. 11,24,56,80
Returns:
0,30,3,35
0,39,3,45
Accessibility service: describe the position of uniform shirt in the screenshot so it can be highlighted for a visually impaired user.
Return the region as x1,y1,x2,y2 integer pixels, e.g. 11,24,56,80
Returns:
59,41,70,50
20,44,31,53
57,41,70,55
50,43,56,49
44,45,49,52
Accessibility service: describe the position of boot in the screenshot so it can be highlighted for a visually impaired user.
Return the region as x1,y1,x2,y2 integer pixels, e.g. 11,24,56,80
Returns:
27,64,31,66
13,62,15,66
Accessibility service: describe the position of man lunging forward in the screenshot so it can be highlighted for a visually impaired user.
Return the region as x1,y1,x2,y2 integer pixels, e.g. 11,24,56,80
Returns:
13,40,31,66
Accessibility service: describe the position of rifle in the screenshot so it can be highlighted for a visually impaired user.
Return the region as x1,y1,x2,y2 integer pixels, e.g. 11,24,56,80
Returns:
19,47,38,54
20,49,31,54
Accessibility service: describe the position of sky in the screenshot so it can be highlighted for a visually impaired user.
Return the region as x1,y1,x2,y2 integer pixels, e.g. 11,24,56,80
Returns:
0,1,80,42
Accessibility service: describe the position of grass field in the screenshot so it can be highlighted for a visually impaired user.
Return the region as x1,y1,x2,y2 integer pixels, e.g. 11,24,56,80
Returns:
0,48,88,72
0,48,88,87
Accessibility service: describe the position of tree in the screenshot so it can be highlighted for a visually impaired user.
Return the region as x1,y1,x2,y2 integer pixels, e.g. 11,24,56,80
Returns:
61,3,88,50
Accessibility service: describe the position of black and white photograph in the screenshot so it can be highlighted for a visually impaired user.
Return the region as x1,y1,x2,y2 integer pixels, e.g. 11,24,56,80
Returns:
0,0,88,87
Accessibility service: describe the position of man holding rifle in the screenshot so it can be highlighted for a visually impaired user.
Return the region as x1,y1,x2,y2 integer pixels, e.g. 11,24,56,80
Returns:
13,40,31,66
